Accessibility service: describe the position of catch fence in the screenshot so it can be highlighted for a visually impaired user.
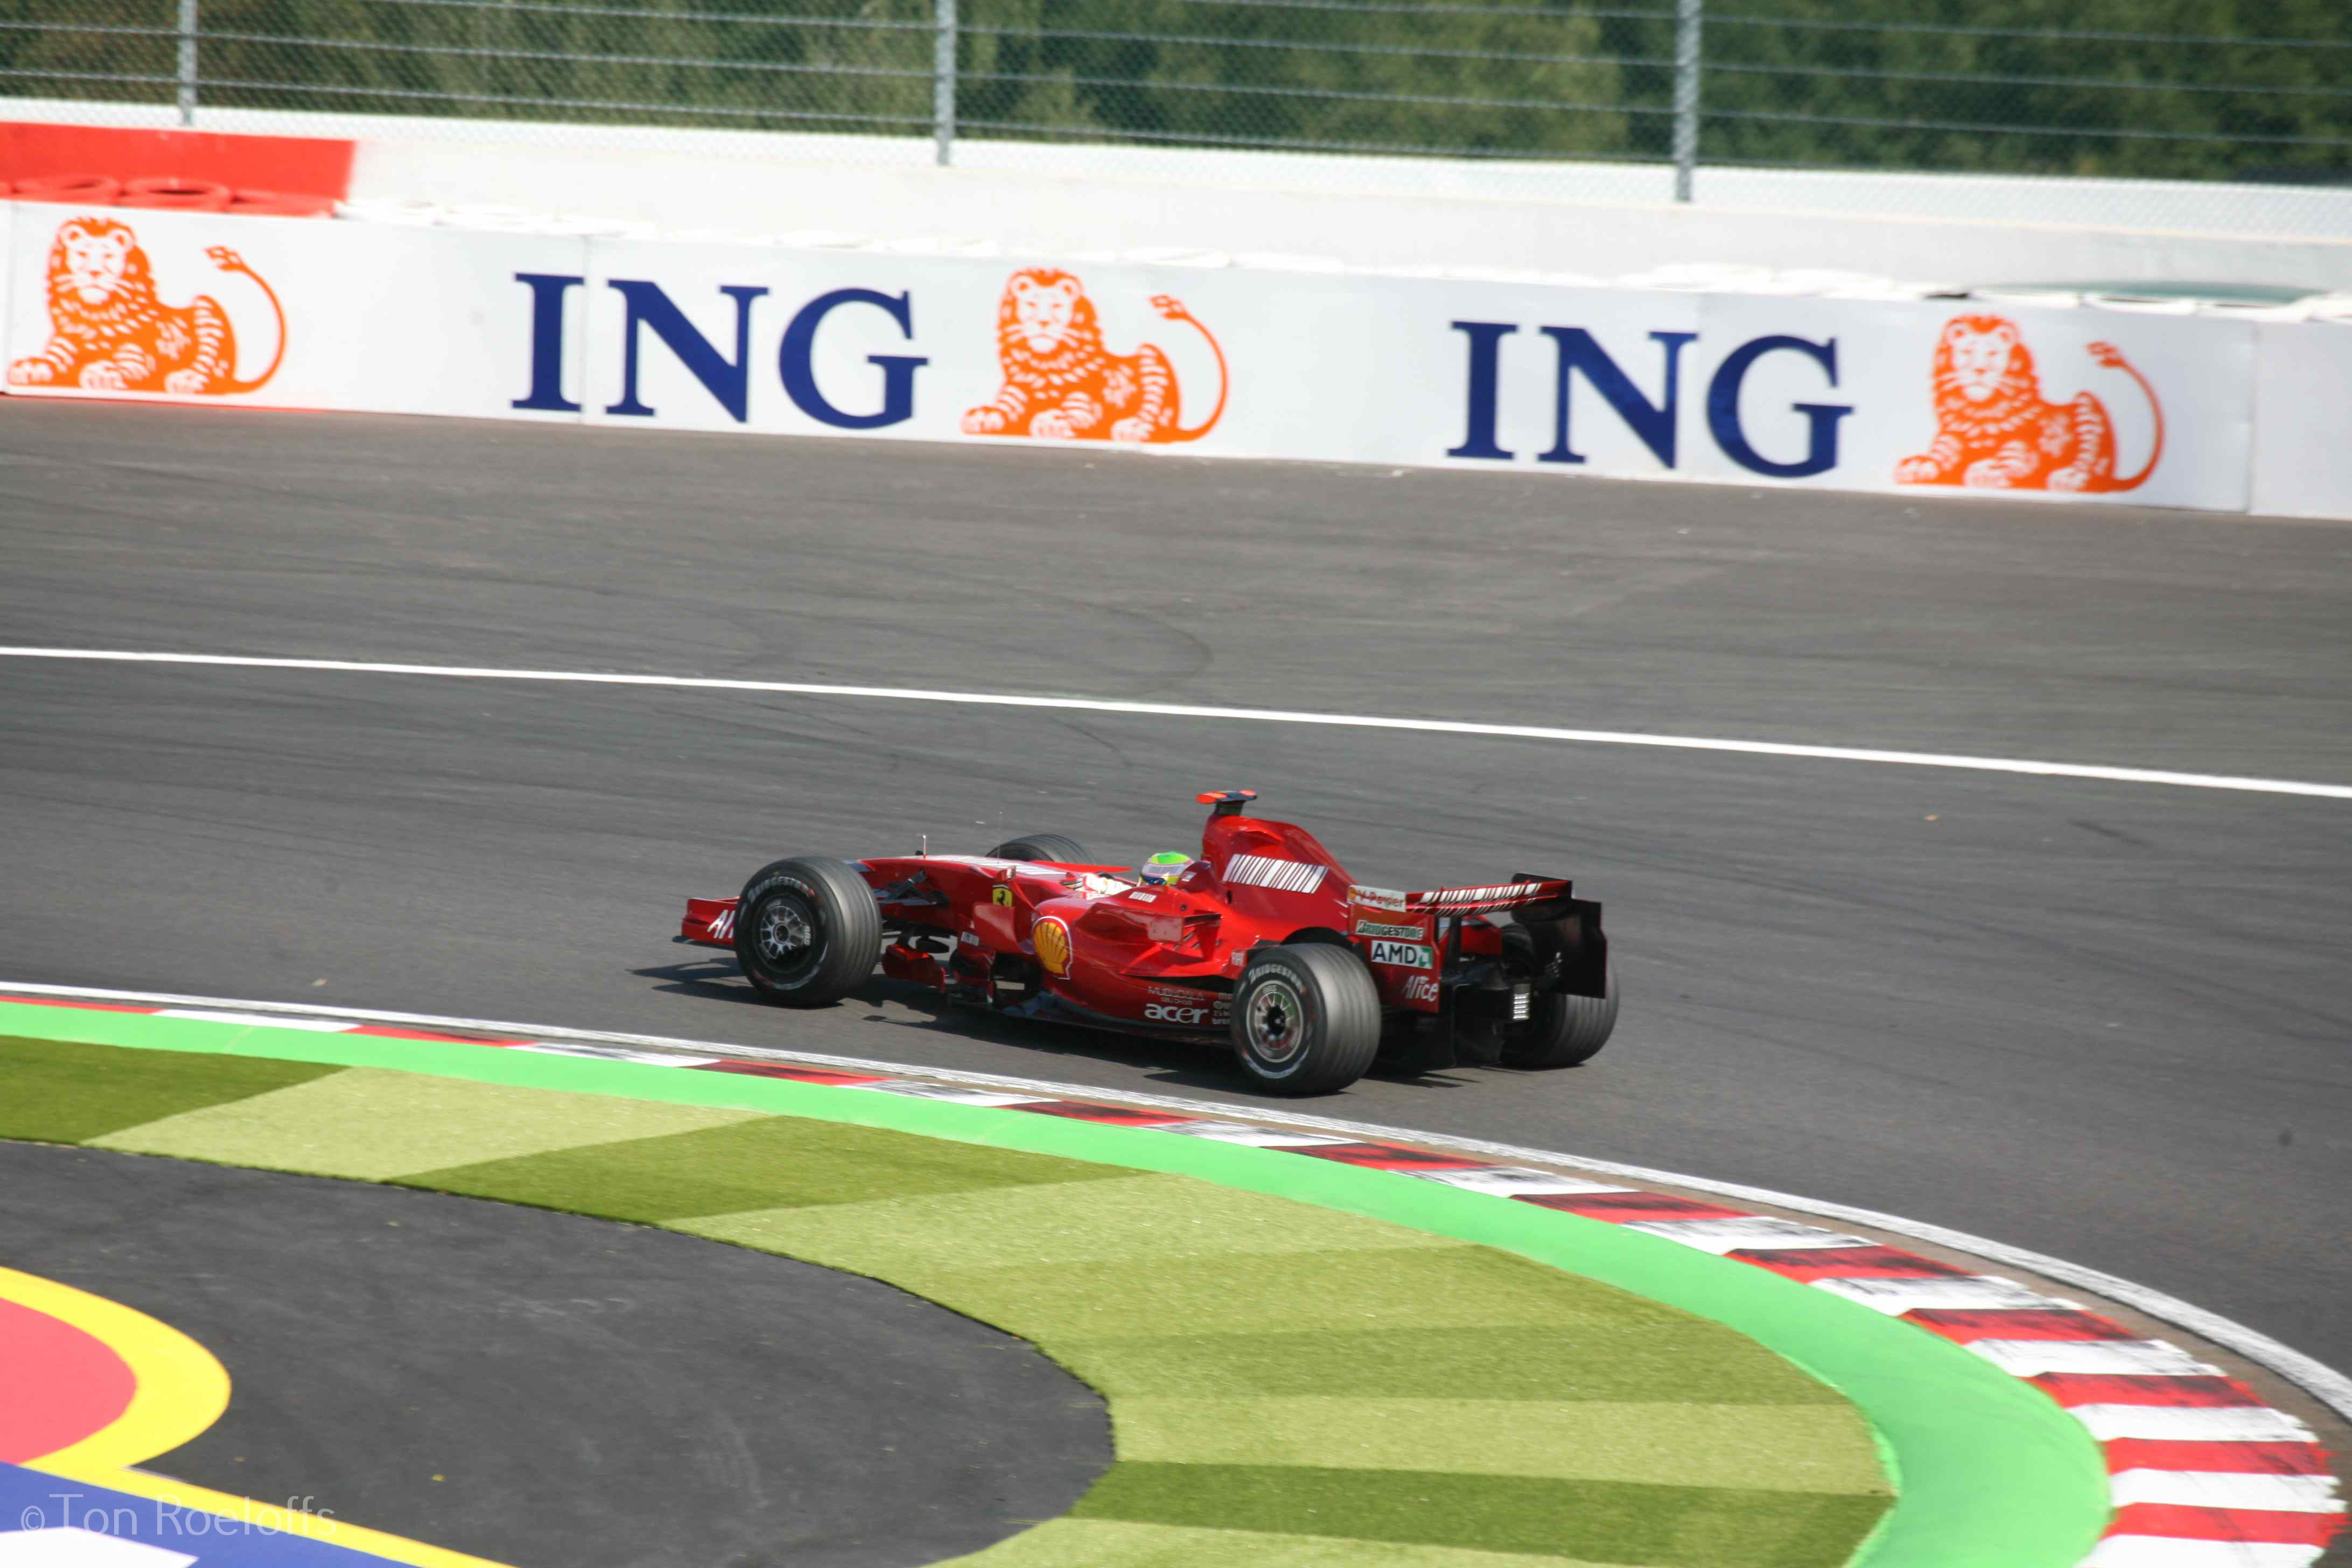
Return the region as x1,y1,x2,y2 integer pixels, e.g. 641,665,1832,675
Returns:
4,0,2348,202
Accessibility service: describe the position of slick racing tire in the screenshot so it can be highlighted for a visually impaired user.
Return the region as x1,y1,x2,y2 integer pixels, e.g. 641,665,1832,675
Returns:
1498,926,1618,1069
987,833,1094,866
1231,944,1382,1095
735,857,881,1008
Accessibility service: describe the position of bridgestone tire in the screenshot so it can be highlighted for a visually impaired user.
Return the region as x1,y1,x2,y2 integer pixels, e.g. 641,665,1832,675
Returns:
1499,926,1618,1069
1231,943,1382,1095
734,857,881,1009
986,833,1094,865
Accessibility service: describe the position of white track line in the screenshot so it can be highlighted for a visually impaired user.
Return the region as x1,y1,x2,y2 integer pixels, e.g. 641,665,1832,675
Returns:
4,646,2346,800
9,976,2349,1425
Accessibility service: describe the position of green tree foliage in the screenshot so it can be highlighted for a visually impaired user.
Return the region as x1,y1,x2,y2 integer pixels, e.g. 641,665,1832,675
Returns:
2,0,2344,183
1690,0,2352,181
959,0,1623,158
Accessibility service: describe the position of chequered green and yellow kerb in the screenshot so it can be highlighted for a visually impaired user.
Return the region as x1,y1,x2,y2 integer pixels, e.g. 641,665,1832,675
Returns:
3,1032,1891,1567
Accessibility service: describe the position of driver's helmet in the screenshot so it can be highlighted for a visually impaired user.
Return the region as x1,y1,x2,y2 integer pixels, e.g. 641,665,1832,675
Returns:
1138,850,1193,885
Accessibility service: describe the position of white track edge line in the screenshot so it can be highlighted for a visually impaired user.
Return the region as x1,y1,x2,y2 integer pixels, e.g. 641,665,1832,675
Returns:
5,646,2347,800
10,975,2349,1425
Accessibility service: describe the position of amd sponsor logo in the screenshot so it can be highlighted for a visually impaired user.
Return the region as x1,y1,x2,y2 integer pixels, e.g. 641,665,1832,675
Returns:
1369,939,1435,970
1354,919,1423,941
1144,1002,1212,1025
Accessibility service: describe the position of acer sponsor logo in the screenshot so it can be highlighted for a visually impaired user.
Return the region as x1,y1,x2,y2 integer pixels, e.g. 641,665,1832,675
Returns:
1369,939,1435,970
1354,920,1423,941
1144,1002,1211,1024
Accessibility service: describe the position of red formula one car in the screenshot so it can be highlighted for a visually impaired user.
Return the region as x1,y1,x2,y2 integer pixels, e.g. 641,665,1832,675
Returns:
679,790,1615,1094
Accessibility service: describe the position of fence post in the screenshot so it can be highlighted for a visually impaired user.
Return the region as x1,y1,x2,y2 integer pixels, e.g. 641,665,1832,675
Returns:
933,0,956,166
176,0,199,126
1671,0,1701,202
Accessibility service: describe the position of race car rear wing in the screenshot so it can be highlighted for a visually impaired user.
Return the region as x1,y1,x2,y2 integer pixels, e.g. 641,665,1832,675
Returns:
1352,878,1575,916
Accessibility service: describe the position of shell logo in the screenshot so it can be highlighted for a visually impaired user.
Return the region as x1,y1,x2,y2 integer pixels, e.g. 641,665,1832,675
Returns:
1032,915,1074,978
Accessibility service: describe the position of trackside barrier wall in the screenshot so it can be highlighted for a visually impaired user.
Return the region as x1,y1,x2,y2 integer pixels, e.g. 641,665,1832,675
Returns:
5,202,2345,518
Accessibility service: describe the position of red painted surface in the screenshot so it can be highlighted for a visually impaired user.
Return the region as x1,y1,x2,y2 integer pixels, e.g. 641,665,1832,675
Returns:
2108,1502,2340,1545
1902,1307,2140,1343
0,1297,137,1462
1,122,353,200
2103,1438,2330,1475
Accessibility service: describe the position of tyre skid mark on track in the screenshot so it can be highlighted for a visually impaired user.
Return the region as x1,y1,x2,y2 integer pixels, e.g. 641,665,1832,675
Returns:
4,991,2340,1567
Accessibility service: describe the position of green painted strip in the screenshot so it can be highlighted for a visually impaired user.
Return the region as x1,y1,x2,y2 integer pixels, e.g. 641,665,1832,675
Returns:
1040,1325,1846,1404
1069,1462,1891,1567
407,1114,1133,1220
674,1173,1462,1269
91,1066,762,1178
1109,1398,1882,1492
0,1033,342,1142
0,1002,2111,1566
943,1518,1627,1568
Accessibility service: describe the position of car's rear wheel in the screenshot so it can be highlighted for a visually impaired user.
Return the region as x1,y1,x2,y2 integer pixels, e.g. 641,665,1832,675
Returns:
1231,944,1382,1095
1498,925,1618,1068
735,857,881,1007
987,833,1094,865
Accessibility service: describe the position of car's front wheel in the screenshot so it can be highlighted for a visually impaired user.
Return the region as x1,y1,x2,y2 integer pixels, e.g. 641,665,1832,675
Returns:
987,833,1094,865
1231,944,1382,1095
734,857,881,1007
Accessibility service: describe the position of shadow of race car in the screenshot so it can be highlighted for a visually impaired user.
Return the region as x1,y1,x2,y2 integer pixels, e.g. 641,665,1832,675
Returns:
680,790,1615,1094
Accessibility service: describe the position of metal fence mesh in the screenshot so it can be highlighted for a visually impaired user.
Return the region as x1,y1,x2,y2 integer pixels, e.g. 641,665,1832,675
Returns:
5,0,2349,191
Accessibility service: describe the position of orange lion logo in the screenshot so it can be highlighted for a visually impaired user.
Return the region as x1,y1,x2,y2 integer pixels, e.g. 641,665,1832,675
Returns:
962,269,1227,443
8,216,286,396
1896,316,2162,492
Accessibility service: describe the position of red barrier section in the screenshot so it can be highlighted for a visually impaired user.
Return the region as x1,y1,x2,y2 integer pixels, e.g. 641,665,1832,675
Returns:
229,188,337,216
14,172,122,204
120,176,234,211
0,121,354,201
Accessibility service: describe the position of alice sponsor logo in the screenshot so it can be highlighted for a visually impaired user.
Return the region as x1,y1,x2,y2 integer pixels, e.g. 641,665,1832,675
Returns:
1369,939,1435,970
1401,974,1440,1004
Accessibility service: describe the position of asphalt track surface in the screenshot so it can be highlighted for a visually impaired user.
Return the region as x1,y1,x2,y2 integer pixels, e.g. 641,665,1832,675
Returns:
0,1138,1110,1567
3,400,2348,1389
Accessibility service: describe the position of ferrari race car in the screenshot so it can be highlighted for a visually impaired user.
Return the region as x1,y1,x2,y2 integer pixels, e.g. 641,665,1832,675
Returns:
679,790,1615,1095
